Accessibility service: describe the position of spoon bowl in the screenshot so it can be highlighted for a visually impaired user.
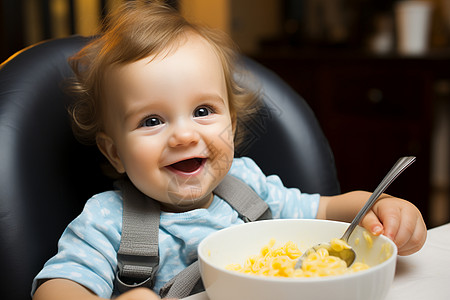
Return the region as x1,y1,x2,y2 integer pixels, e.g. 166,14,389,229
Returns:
299,241,356,267
295,156,416,269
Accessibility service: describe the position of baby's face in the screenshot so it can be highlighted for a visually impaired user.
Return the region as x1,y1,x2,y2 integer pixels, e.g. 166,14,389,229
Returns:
98,34,234,212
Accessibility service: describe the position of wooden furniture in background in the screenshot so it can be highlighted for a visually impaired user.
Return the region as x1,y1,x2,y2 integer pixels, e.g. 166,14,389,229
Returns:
255,49,450,225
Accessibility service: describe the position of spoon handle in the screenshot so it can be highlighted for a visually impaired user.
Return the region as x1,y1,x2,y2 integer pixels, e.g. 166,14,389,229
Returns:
341,156,416,242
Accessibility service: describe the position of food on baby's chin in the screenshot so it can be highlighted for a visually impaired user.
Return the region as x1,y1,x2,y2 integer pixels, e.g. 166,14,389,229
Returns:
226,239,369,278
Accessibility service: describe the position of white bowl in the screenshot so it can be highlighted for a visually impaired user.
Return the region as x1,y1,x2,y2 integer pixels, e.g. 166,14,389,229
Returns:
198,219,397,300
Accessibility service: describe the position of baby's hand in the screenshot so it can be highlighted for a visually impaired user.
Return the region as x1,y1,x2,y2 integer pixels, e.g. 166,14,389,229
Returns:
360,195,427,255
114,287,177,300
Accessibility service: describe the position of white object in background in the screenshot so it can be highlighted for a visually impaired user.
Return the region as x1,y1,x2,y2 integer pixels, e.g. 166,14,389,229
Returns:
368,14,394,54
395,0,433,55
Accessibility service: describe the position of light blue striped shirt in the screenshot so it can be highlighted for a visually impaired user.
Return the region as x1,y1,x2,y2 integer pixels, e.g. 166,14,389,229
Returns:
32,157,320,297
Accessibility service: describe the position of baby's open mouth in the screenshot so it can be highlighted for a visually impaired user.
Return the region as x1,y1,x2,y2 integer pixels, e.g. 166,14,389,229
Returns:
168,158,205,173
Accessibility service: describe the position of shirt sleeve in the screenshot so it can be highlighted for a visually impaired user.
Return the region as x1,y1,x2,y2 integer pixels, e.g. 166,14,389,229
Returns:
229,157,321,219
31,191,123,298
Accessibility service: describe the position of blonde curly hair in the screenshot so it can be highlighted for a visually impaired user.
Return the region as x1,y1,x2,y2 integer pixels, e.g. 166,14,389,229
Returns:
68,1,258,152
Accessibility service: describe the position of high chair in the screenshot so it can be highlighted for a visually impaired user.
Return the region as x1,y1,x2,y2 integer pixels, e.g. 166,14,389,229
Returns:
0,35,340,300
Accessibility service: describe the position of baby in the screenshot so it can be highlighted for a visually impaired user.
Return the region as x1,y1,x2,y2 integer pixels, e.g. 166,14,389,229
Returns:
32,2,426,300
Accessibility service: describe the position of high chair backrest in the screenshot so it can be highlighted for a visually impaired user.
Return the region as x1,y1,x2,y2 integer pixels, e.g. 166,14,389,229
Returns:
0,35,339,300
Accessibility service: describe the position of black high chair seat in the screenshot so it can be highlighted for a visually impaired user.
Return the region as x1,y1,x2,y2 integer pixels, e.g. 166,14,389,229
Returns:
0,35,339,300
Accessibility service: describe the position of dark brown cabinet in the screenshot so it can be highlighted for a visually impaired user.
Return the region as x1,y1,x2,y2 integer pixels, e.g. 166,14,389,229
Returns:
255,50,450,225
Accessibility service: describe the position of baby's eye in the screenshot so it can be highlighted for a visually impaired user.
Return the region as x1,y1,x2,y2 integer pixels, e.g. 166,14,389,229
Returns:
194,106,214,118
142,116,163,127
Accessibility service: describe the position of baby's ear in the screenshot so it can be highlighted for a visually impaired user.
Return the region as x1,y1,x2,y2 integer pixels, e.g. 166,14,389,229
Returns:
96,132,126,174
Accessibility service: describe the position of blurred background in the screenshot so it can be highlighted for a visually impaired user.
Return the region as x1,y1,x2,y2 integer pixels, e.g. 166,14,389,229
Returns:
0,0,449,228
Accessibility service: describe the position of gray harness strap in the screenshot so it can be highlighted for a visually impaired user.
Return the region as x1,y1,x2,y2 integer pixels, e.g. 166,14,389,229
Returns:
214,174,272,222
159,261,204,298
114,174,272,297
113,180,160,294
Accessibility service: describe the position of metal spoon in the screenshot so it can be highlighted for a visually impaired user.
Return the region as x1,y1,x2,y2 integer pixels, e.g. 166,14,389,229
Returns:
295,156,416,269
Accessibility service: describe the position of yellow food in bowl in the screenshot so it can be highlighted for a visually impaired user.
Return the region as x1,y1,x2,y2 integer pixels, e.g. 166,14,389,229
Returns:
226,239,369,278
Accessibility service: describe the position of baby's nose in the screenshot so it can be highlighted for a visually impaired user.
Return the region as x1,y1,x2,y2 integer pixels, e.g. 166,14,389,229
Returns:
168,123,200,147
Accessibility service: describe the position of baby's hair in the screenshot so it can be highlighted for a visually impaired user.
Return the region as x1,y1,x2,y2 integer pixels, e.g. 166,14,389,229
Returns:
68,0,259,151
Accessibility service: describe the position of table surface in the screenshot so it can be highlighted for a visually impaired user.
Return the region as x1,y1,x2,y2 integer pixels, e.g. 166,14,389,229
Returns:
184,223,450,300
